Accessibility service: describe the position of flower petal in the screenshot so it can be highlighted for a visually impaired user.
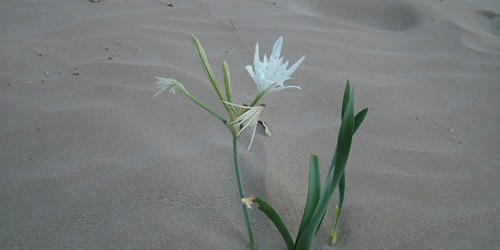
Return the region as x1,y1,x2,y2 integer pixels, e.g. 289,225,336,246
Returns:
275,84,301,91
271,36,283,59
286,55,305,76
245,65,256,79
254,43,260,68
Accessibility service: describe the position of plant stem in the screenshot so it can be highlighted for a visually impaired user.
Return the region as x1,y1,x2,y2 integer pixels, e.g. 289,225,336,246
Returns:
233,137,256,249
249,83,277,107
182,90,227,123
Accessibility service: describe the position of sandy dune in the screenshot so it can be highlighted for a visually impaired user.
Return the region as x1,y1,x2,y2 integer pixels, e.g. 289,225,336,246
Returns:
1,0,499,249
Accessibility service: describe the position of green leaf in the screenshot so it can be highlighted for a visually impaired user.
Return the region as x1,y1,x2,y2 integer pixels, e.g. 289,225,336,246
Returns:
254,198,295,250
333,84,354,179
329,87,368,245
341,80,351,120
354,108,368,134
252,81,367,249
295,83,355,250
296,155,321,245
342,81,368,132
324,107,366,190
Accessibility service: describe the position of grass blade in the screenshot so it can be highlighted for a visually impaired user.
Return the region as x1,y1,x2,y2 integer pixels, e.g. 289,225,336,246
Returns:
254,198,295,250
296,155,321,244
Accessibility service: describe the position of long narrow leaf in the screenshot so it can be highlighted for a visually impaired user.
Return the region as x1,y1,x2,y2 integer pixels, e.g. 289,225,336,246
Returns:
322,87,354,238
296,155,321,244
295,84,354,250
354,108,368,133
329,93,367,245
319,87,355,234
253,198,295,250
325,107,366,188
325,108,366,197
332,86,354,179
326,83,354,187
341,80,351,121
329,87,367,176
314,208,327,238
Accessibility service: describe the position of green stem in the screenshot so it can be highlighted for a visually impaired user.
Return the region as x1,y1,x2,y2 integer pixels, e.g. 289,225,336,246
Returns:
233,137,256,249
249,83,277,107
183,90,227,123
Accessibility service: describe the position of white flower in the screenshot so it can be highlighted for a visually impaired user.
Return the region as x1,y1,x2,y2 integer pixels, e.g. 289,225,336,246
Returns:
245,36,305,94
224,102,265,150
152,77,186,98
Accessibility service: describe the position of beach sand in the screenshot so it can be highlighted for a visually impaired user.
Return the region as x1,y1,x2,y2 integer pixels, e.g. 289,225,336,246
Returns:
1,0,499,249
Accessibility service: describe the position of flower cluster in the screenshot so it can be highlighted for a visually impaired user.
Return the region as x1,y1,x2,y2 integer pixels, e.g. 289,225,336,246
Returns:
153,77,185,97
153,36,305,149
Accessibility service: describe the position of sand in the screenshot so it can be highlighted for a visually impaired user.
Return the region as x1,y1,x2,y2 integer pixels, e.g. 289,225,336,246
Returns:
1,0,499,249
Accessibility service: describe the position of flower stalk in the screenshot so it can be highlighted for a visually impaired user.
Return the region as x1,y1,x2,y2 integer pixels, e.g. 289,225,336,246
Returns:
183,90,227,123
233,137,256,249
153,77,226,123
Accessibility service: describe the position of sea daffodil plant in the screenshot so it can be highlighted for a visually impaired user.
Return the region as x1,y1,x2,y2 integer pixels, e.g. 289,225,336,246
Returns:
153,35,367,249
153,35,304,249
